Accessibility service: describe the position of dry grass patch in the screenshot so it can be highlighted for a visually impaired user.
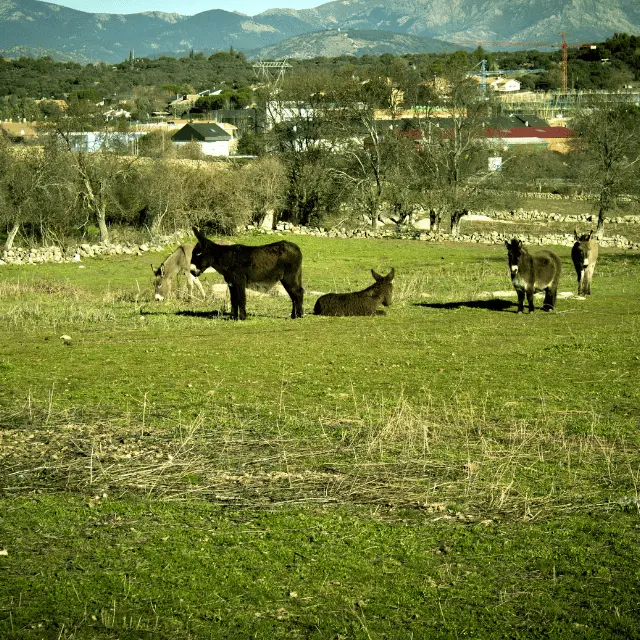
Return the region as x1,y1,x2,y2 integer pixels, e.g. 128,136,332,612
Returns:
2,394,637,521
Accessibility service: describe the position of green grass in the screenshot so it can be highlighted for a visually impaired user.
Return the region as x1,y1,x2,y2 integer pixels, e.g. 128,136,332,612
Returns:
1,234,639,638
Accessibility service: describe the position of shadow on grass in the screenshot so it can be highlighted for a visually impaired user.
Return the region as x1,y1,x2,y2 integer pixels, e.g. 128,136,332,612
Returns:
176,310,231,320
414,298,515,312
139,307,230,320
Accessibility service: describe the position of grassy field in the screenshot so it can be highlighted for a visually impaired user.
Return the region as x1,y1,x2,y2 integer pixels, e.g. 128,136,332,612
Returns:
1,233,639,639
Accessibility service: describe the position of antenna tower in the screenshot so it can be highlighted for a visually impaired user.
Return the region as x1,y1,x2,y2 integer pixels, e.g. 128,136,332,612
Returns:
252,60,292,88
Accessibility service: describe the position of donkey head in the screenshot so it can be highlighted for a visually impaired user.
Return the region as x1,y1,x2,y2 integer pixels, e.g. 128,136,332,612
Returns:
152,263,168,301
574,228,594,242
505,239,524,275
372,268,395,306
573,229,596,267
190,227,211,276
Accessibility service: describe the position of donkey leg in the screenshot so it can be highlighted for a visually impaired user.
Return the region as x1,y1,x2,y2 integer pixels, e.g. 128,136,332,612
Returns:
192,274,205,299
516,289,525,313
227,282,240,320
186,274,194,299
543,288,555,311
585,265,594,295
281,276,304,319
235,283,248,320
526,290,535,313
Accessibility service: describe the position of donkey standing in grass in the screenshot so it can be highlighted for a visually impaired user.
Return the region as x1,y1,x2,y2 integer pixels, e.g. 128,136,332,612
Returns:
152,243,205,302
314,269,394,316
571,229,599,296
505,239,562,313
191,227,304,320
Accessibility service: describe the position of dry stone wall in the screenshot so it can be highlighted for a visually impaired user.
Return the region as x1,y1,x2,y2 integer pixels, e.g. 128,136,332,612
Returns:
1,218,639,268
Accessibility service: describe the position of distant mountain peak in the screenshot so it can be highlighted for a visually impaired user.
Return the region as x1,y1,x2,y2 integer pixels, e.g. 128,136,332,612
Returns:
0,0,636,63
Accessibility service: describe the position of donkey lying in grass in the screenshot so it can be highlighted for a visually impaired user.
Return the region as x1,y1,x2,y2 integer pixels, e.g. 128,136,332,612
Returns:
152,243,205,302
571,228,598,296
505,239,562,313
191,227,304,320
314,269,394,316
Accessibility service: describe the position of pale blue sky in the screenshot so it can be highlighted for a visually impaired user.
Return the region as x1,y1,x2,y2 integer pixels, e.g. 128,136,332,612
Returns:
48,0,323,15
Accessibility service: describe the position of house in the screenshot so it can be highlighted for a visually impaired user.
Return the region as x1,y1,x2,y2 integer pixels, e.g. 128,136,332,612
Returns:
398,116,575,152
488,78,521,92
168,90,216,116
0,122,38,144
171,122,237,156
104,108,131,121
485,126,576,152
66,130,147,153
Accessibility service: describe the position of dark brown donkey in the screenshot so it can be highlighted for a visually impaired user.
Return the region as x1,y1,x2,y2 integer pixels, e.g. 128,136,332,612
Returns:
314,269,394,316
571,229,598,295
191,227,304,320
505,239,562,313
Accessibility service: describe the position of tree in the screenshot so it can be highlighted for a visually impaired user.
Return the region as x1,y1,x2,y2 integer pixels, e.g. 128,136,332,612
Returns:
241,156,288,228
570,101,640,238
381,134,423,230
0,138,76,250
323,71,396,228
411,61,489,234
187,166,251,235
262,69,340,226
137,160,188,235
49,100,138,244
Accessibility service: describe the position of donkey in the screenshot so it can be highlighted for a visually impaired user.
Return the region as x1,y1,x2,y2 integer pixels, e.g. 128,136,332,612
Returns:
152,243,205,302
571,228,598,295
314,269,395,316
505,239,562,313
191,227,304,320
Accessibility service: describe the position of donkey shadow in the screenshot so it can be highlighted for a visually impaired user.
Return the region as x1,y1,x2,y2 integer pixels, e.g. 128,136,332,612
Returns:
415,298,515,312
176,309,232,320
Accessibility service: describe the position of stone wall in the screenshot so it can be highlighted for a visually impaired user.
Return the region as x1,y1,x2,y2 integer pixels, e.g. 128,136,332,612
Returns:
1,221,638,269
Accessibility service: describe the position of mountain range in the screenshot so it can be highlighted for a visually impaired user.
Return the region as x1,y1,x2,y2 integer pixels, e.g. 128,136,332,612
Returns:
0,0,638,63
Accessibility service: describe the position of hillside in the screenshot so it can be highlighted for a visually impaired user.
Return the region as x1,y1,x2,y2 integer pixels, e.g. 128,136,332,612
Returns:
250,29,462,60
0,0,638,62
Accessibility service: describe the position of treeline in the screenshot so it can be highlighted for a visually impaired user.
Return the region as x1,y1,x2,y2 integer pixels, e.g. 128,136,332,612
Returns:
2,63,639,250
0,134,287,249
0,34,639,122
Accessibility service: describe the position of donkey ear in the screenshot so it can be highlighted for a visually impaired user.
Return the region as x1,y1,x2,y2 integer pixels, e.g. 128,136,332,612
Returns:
151,263,155,273
192,226,208,245
574,227,580,240
588,230,594,240
387,268,395,281
517,240,523,248
504,240,510,249
371,270,383,282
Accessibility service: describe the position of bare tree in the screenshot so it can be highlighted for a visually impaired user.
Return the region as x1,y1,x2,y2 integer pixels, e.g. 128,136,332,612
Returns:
49,100,138,244
263,69,338,226
324,72,396,229
571,101,640,239
0,139,75,251
138,159,187,235
412,61,489,234
241,156,288,228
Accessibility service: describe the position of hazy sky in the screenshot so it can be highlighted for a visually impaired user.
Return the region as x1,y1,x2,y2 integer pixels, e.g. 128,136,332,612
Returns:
48,0,323,15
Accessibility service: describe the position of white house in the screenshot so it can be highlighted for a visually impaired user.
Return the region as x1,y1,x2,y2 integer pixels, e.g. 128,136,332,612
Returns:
171,122,237,157
489,78,521,92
